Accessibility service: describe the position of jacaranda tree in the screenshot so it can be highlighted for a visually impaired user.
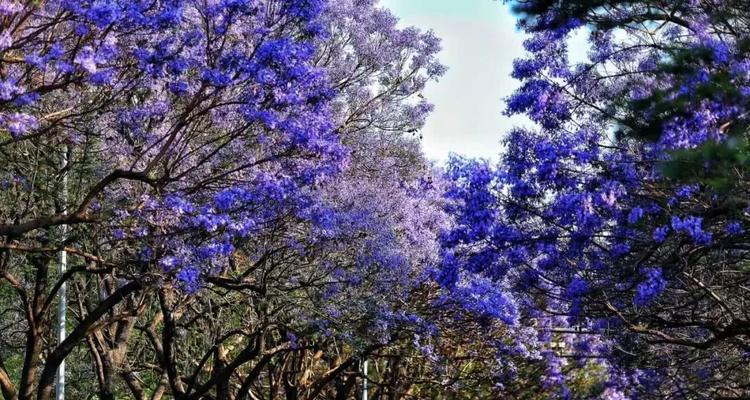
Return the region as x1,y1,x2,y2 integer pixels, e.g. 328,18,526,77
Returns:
0,0,462,399
440,1,750,398
116,1,453,397
0,0,344,398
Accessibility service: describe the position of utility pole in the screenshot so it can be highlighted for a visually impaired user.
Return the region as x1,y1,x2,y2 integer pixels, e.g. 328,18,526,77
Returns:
56,146,68,400
361,359,368,400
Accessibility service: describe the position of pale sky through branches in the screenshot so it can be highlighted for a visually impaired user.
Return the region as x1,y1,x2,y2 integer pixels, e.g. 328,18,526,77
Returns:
379,0,529,163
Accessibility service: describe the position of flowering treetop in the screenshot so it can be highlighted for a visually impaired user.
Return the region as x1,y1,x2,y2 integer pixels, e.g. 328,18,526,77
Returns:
439,1,750,397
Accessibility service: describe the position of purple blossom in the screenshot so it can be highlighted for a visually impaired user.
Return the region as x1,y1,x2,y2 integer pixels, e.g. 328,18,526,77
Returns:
74,46,98,73
176,266,201,292
726,221,744,236
0,79,21,100
0,113,38,137
89,69,115,86
0,31,11,50
159,256,181,272
164,194,194,214
627,207,644,224
14,92,40,106
0,0,22,16
86,1,120,28
634,268,667,307
653,226,669,243
566,276,588,298
168,81,189,95
672,216,712,245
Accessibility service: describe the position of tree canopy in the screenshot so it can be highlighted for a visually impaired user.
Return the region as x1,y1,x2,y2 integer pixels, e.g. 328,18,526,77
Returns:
441,0,750,397
0,0,749,399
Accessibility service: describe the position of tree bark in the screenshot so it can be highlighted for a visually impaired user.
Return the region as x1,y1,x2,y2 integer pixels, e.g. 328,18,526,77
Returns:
35,280,142,400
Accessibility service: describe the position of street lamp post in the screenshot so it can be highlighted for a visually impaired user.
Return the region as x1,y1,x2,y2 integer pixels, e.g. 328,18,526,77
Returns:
56,147,68,400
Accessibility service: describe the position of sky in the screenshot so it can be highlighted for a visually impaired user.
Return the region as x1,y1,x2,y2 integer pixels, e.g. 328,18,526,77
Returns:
378,0,529,163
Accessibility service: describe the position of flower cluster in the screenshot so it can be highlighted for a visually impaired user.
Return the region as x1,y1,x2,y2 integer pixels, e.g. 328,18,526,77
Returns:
439,0,750,396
